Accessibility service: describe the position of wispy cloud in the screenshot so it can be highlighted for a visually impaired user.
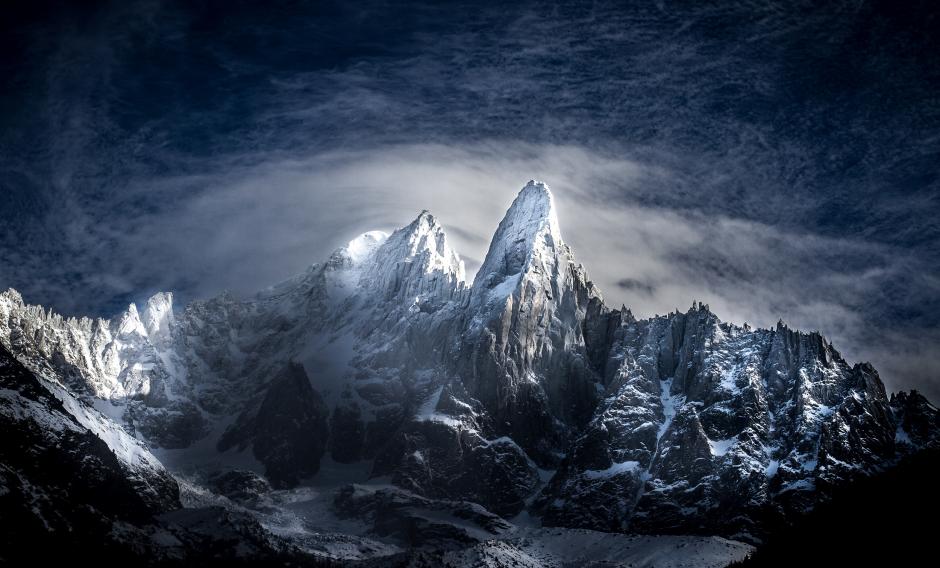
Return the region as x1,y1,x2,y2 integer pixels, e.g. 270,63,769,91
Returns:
1,1,937,401
8,140,931,398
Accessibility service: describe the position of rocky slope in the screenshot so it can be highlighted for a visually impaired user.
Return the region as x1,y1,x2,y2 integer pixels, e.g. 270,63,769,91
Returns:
0,343,331,565
0,343,180,543
218,362,331,488
1,180,937,555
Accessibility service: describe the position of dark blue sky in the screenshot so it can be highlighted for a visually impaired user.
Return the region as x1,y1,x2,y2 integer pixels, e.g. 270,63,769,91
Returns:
1,0,938,399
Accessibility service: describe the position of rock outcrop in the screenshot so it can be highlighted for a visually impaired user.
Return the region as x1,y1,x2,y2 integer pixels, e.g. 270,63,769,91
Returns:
217,362,330,488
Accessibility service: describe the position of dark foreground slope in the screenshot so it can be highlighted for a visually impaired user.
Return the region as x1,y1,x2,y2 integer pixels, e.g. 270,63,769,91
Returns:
729,446,940,567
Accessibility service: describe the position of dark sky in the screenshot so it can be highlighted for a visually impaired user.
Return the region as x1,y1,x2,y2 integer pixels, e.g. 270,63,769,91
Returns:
1,0,938,400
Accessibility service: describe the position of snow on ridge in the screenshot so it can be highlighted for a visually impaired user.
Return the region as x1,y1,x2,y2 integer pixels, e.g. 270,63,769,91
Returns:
48,378,164,472
656,377,682,442
471,181,563,297
415,386,461,427
708,437,736,457
584,460,641,479
370,210,466,289
486,272,522,302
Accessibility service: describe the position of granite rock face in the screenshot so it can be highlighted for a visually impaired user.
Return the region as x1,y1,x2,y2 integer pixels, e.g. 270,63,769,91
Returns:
890,390,940,449
218,362,330,488
371,384,541,517
457,182,604,466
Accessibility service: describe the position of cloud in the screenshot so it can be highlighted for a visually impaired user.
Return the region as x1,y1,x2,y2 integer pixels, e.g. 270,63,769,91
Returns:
2,138,937,402
1,1,937,401
615,278,656,296
99,143,649,300
6,140,917,398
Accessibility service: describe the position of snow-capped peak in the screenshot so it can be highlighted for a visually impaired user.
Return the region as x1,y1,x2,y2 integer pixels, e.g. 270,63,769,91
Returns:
325,230,388,275
471,180,563,295
365,210,466,303
322,231,390,302
517,179,562,243
2,179,938,556
382,210,465,280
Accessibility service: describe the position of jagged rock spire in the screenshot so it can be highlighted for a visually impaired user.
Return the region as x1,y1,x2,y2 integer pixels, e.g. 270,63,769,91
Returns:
471,180,562,299
459,180,603,465
364,210,466,304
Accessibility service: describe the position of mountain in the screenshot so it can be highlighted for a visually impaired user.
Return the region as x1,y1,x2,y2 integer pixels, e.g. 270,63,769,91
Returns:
1,180,937,564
